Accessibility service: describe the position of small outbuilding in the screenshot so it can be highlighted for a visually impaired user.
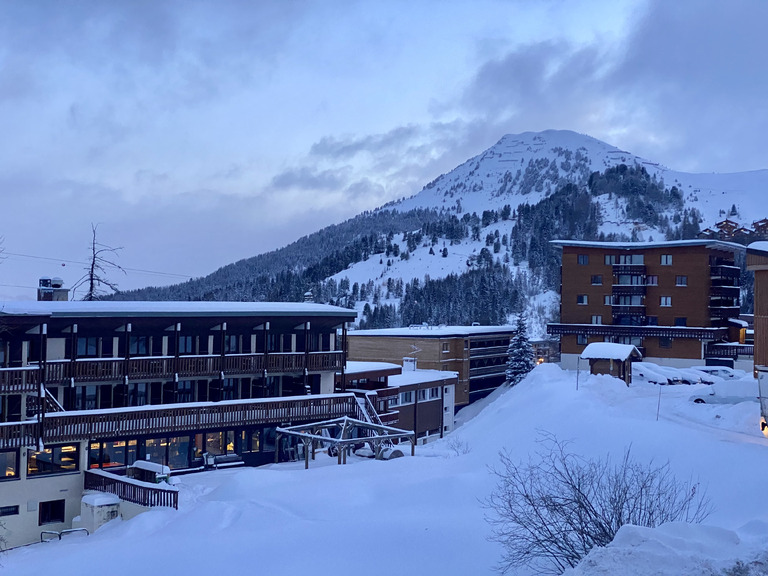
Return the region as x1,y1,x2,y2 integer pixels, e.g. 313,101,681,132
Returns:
579,342,643,385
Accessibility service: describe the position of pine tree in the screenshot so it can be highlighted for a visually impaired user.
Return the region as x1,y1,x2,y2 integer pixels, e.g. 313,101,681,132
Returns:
505,314,535,386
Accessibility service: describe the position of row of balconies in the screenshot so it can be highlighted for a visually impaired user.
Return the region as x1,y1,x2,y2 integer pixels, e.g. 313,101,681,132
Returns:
0,351,345,395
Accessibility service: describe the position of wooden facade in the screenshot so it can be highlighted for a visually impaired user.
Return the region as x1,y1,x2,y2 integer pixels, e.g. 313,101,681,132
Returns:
548,240,747,368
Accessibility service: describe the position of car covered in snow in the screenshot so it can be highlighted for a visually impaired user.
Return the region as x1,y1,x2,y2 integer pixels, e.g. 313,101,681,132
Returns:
690,365,747,380
689,377,759,405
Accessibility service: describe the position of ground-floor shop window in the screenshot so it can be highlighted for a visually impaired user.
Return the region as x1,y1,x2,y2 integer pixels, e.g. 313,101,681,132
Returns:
28,444,79,476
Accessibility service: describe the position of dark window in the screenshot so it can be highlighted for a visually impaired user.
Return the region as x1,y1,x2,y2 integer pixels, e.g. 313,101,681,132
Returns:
27,444,80,476
591,275,602,285
39,499,65,525
604,254,617,265
675,317,687,327
578,254,589,265
646,316,658,326
676,275,688,286
659,337,672,348
0,449,19,479
77,337,99,357
646,275,658,286
224,335,238,353
0,505,19,516
577,334,588,345
661,254,673,265
129,336,148,356
178,336,193,355
577,294,588,305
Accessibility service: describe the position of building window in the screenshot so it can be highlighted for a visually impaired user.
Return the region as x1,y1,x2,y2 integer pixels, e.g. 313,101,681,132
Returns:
224,335,238,353
618,254,643,264
389,395,399,407
577,334,588,345
39,499,65,525
661,254,673,265
27,444,80,476
0,449,18,479
659,336,672,348
0,505,19,517
675,317,687,327
676,275,688,286
178,336,193,355
604,254,617,265
604,295,612,306
129,336,148,356
578,254,589,265
646,275,658,286
442,343,449,353
660,296,672,307
591,275,602,285
76,337,98,357
418,389,428,401
591,315,602,324
647,316,658,326
577,294,588,305
399,391,413,404
430,387,440,399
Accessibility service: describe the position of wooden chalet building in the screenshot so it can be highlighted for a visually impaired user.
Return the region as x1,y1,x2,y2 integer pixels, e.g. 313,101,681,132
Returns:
0,300,360,549
547,240,750,369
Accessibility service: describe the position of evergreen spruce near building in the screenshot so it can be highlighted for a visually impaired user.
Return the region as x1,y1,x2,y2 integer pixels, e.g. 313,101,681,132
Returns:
0,286,386,549
547,240,751,370
505,315,535,386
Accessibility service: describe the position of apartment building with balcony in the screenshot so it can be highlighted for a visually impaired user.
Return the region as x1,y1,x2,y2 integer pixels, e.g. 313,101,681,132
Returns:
347,325,516,407
546,240,747,369
0,300,358,549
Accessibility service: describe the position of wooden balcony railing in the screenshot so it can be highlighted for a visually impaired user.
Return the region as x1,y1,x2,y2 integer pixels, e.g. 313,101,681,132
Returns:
0,393,359,449
85,469,179,509
704,343,754,358
0,366,40,394
2,351,344,393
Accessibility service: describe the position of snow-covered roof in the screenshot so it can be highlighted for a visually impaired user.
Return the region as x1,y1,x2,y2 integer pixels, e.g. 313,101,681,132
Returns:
747,241,768,253
389,369,458,387
349,325,515,337
729,318,749,328
343,361,402,374
580,342,642,361
0,300,357,320
551,239,745,252
130,460,171,475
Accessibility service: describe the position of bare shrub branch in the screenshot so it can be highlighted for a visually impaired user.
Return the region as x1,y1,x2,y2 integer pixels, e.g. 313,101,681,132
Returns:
485,435,712,575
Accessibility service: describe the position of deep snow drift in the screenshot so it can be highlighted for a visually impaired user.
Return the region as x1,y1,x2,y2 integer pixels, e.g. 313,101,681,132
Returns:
5,364,768,575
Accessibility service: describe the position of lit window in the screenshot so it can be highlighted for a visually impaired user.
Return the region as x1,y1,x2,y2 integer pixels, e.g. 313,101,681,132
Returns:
661,254,673,265
578,254,589,265
676,275,688,286
27,444,80,476
577,294,588,305
591,275,602,285
660,296,672,307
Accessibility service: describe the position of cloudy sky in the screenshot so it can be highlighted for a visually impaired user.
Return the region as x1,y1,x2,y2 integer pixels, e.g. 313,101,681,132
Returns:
0,0,765,299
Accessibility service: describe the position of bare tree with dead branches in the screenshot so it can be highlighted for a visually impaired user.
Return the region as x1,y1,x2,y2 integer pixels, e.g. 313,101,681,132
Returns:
72,224,125,301
485,435,712,575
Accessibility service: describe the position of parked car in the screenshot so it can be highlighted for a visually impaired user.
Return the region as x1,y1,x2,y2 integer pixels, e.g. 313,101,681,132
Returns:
689,377,759,405
632,363,673,385
691,365,747,380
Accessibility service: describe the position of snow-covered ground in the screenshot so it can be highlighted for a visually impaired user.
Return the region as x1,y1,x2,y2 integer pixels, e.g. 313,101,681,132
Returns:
5,364,768,575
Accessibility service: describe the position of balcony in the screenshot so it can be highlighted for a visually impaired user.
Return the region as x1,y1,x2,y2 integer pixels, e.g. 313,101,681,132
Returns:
704,343,754,359
612,285,647,296
710,265,740,280
469,364,507,377
710,285,741,297
6,351,345,392
709,306,742,321
612,264,646,275
611,305,646,318
0,393,360,449
85,469,179,509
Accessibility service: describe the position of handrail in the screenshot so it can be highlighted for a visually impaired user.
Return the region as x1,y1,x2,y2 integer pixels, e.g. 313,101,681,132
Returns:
0,393,360,449
85,470,179,510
